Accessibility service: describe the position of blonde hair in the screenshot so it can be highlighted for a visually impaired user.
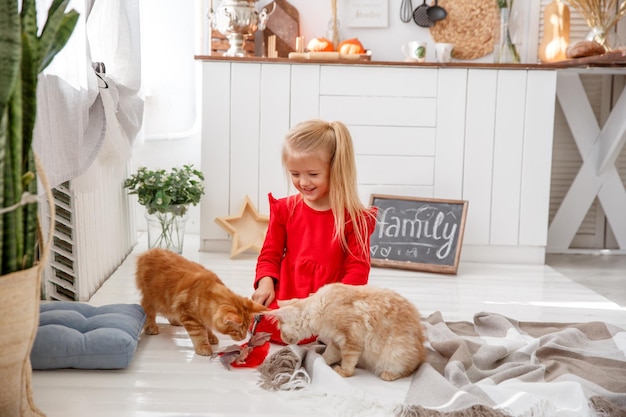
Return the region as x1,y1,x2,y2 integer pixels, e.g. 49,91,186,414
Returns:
282,119,374,259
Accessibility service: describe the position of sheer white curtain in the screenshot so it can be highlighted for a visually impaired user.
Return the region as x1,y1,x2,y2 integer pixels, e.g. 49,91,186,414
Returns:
33,0,144,192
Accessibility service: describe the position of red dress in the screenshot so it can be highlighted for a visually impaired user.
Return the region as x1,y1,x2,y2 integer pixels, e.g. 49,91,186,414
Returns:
254,193,377,344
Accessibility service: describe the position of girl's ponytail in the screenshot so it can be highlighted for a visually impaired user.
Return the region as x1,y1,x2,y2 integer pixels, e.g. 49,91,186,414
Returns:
328,121,374,260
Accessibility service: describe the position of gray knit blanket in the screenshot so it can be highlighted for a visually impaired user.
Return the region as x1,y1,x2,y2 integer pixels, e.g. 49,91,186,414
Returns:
258,311,626,417
401,311,626,416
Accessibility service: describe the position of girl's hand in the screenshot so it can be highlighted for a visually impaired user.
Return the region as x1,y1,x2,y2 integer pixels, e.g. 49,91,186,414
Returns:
252,276,276,307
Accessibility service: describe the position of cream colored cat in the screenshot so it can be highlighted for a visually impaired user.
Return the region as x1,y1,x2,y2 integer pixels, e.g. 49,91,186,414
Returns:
135,248,267,356
263,283,427,381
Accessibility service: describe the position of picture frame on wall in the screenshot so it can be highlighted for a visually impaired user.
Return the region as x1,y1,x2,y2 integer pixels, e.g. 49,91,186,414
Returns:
346,0,389,28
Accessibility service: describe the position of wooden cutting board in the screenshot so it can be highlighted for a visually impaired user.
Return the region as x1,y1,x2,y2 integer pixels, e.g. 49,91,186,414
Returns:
263,0,300,57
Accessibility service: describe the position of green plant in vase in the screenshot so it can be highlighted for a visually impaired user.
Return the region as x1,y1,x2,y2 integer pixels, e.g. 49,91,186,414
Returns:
124,165,205,253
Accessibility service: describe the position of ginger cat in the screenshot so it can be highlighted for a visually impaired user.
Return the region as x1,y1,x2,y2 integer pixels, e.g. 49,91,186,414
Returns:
135,248,267,356
263,283,427,381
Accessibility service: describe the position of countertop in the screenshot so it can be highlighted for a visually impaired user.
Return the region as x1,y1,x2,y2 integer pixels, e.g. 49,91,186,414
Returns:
194,54,557,69
195,50,626,71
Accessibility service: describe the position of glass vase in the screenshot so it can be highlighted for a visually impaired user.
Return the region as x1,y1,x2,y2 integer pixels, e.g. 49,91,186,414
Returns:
327,18,341,50
494,7,521,64
146,204,189,253
586,26,622,51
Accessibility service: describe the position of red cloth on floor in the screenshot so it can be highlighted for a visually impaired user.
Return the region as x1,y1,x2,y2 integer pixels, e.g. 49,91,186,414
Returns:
230,341,270,368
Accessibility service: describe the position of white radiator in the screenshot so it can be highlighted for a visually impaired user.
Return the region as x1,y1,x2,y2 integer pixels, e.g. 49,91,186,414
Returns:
41,163,136,301
31,0,143,301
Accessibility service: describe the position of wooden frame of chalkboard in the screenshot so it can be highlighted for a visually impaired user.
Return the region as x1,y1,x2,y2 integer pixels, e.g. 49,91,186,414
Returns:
369,194,469,274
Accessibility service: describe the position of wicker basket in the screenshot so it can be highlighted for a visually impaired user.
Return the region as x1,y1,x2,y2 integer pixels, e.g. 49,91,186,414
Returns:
429,0,499,60
0,154,53,417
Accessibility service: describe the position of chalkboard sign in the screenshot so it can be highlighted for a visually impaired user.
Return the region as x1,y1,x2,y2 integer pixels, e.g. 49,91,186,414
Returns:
369,195,468,274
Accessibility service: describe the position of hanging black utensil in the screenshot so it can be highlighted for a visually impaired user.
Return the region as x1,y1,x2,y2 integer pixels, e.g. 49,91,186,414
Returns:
400,0,413,23
427,0,447,22
413,0,433,28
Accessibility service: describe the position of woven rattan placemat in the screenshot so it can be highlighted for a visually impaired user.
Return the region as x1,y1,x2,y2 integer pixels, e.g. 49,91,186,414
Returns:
429,0,499,60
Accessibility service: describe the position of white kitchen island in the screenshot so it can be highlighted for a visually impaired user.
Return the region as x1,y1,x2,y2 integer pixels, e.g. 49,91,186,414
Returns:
196,57,559,265
548,67,626,254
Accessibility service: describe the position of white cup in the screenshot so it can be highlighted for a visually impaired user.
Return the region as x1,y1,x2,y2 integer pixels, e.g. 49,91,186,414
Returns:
401,41,427,62
435,43,454,63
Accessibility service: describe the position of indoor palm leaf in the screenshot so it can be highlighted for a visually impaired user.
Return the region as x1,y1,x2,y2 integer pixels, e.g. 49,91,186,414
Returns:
0,0,78,275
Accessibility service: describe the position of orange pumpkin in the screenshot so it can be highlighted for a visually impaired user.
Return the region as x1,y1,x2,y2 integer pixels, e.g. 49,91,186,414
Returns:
307,37,334,52
338,38,365,55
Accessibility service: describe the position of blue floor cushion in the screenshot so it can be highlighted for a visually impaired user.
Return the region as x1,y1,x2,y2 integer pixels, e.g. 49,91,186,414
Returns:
31,302,146,370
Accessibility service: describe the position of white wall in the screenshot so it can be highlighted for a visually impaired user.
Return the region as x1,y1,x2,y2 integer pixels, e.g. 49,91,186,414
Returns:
202,0,531,63
254,0,473,63
135,0,626,238
199,1,626,63
130,0,202,234
136,0,530,236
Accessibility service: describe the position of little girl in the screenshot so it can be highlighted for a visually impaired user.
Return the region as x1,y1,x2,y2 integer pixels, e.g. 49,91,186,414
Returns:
251,119,378,344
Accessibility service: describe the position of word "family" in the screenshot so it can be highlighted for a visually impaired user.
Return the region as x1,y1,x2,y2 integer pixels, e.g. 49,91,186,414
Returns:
373,205,459,260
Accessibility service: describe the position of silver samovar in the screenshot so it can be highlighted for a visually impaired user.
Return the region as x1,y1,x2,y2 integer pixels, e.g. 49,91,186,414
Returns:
208,0,270,57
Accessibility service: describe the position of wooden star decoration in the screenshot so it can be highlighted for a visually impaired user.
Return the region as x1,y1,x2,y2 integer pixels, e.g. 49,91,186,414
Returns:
215,195,270,258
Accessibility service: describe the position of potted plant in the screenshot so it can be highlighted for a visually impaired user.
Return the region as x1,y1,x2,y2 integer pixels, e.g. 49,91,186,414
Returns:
124,164,205,253
0,0,78,415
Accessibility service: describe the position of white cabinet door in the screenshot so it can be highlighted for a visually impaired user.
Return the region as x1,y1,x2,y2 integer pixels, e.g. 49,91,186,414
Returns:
200,60,558,263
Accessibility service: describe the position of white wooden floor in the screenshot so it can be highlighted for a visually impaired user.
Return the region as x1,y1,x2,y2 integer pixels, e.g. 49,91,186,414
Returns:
31,234,626,417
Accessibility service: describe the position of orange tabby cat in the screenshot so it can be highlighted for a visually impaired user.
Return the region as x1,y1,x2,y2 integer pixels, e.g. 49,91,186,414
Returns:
264,283,427,381
135,248,267,356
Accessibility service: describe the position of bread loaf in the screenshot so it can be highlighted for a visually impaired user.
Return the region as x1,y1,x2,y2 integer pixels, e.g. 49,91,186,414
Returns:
566,41,605,58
